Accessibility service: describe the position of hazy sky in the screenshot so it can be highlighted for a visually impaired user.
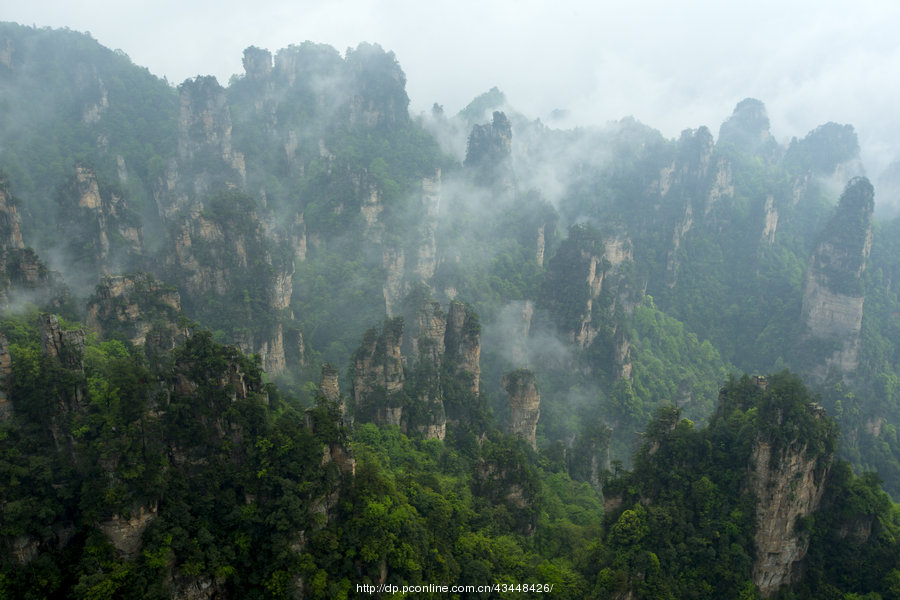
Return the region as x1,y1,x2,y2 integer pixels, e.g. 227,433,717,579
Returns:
6,1,900,174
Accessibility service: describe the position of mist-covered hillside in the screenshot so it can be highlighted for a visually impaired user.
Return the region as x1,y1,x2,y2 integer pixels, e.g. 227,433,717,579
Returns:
2,22,900,599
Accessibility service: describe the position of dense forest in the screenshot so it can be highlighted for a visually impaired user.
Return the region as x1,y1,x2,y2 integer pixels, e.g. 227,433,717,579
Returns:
1,21,900,599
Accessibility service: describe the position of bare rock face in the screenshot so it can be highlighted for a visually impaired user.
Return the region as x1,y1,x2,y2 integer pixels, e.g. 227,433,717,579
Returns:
158,76,246,219
411,299,446,364
0,184,60,308
382,247,405,317
761,194,778,244
380,171,442,316
801,177,874,380
0,177,24,251
351,317,406,427
165,192,295,375
413,170,441,282
407,300,448,439
168,575,224,600
444,300,481,395
319,362,343,416
750,406,832,596
86,273,183,348
40,313,85,372
253,323,287,375
352,299,483,438
660,127,735,284
57,165,144,281
98,504,158,558
504,369,540,449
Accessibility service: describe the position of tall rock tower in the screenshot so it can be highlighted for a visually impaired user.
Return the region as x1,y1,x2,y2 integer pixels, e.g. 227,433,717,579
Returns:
800,177,874,380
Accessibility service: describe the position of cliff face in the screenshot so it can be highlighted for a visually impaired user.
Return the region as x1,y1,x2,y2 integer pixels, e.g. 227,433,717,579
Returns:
56,165,144,284
719,376,836,597
39,314,88,454
351,317,406,428
86,273,183,349
0,179,66,309
165,191,295,374
0,178,24,251
157,76,246,220
503,369,540,449
382,170,442,316
661,126,735,284
351,299,483,437
543,225,636,378
801,177,874,380
750,421,831,596
444,300,481,396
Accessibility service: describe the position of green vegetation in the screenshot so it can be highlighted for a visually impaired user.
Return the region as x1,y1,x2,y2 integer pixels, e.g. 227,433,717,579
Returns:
1,23,900,599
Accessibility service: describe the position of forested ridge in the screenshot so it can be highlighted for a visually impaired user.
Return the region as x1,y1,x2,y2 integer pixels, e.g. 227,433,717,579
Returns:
1,21,900,598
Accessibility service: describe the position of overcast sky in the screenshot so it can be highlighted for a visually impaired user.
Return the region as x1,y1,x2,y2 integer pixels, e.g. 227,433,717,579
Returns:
6,0,900,175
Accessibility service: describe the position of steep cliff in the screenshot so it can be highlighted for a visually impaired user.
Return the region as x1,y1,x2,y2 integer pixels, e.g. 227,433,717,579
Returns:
164,190,296,374
407,299,447,439
465,111,514,189
351,317,406,428
503,368,540,449
0,178,67,310
444,300,481,397
600,374,841,599
801,177,874,380
542,224,637,379
157,75,246,220
0,177,24,251
382,170,442,316
351,299,483,437
85,272,183,350
660,126,735,284
55,165,144,286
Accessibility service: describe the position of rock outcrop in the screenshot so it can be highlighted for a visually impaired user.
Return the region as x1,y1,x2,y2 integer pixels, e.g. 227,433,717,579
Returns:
351,317,406,428
444,300,481,396
504,369,540,449
40,313,85,372
0,179,67,309
381,170,442,316
164,191,295,374
351,299,483,437
660,127,734,284
0,177,25,251
86,273,183,348
465,111,514,188
747,391,833,596
157,76,246,219
57,165,143,282
800,177,874,380
319,363,341,405
98,504,158,558
750,424,831,596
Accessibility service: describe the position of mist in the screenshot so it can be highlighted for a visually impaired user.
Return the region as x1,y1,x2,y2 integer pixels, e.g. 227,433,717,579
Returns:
7,1,900,191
